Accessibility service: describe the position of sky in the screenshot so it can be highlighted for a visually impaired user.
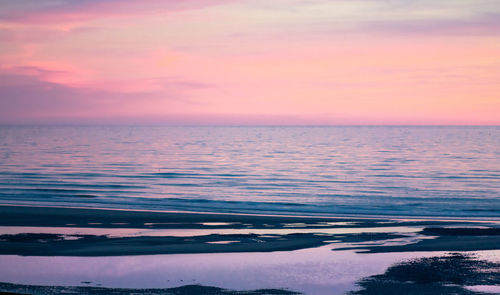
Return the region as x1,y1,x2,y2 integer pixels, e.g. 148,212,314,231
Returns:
0,0,499,125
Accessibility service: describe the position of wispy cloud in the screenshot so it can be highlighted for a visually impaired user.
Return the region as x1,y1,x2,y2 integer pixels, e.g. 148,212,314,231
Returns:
0,0,229,24
351,13,500,36
0,66,213,123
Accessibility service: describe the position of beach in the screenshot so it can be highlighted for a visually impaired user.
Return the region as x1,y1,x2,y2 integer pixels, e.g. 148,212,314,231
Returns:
0,125,499,294
0,205,499,294
1,0,500,292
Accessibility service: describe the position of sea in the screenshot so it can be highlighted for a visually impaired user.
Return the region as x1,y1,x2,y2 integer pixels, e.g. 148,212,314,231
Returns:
0,126,498,218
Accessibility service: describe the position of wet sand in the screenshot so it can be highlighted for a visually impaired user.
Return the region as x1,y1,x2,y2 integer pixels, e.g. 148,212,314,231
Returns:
0,283,300,295
0,205,499,294
0,205,456,229
0,205,499,256
349,253,500,295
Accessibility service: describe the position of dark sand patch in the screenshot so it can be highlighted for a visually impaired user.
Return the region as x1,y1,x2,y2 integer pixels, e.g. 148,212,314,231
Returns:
0,205,499,256
352,235,500,253
0,283,302,295
0,205,453,230
349,253,500,295
423,227,500,236
0,232,408,256
336,227,500,253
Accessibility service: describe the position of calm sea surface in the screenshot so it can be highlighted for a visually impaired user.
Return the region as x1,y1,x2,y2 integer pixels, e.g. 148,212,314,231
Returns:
0,126,498,218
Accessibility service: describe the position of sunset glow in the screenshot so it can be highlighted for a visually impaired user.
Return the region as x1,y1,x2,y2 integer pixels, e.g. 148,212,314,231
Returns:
1,0,499,125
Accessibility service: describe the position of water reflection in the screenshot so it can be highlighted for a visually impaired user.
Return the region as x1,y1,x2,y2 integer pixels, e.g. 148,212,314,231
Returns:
0,126,499,217
0,225,421,238
0,246,461,295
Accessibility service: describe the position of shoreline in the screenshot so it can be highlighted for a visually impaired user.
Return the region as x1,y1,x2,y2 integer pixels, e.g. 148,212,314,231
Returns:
0,282,301,295
1,203,499,223
0,205,499,256
1,204,499,294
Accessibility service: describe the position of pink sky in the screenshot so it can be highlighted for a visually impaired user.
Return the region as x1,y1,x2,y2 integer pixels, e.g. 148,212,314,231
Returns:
0,0,499,125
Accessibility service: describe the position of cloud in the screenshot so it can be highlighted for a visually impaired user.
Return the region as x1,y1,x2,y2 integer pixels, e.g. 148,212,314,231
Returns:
355,13,500,36
0,67,212,123
0,0,229,24
222,0,500,38
0,73,102,119
1,1,499,125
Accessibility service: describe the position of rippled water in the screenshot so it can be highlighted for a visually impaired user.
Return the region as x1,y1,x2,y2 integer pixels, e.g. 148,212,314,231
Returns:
0,126,498,217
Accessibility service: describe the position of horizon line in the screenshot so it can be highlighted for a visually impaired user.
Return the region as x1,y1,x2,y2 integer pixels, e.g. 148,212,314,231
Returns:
1,124,499,127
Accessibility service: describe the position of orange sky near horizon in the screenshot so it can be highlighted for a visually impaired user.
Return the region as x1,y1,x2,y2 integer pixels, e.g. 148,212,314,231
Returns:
0,0,499,125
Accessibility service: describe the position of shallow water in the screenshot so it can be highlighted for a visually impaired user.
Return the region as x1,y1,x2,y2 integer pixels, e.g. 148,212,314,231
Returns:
0,225,422,238
0,246,455,295
1,248,498,295
0,126,499,217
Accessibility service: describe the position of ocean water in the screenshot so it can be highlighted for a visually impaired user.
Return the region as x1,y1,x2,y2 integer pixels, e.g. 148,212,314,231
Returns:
0,126,498,218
